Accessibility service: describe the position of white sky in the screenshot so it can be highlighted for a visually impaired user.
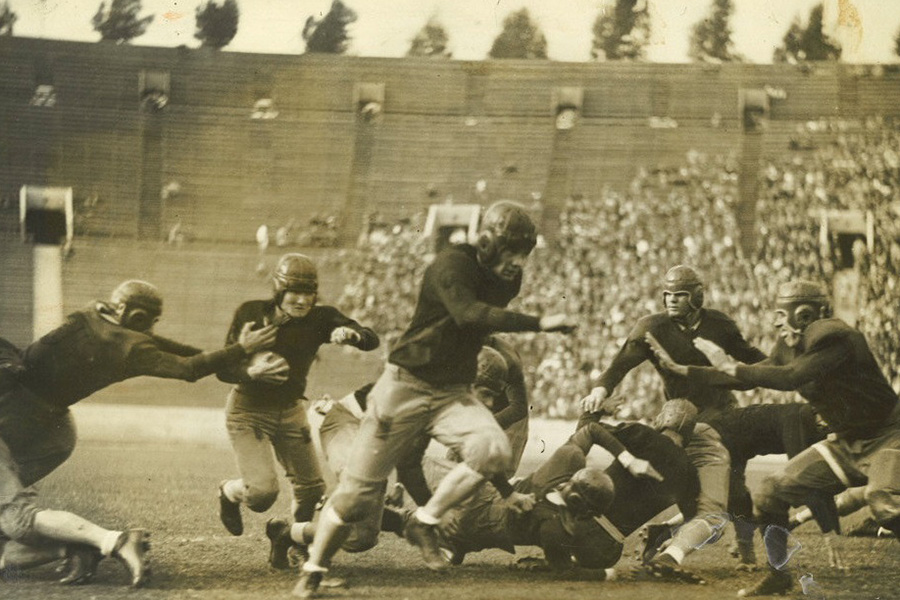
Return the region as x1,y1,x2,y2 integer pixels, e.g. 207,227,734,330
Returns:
11,0,900,63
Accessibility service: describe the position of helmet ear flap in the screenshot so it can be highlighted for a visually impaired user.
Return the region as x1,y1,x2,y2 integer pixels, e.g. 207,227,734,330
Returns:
564,491,588,517
476,229,497,265
792,304,820,329
692,285,705,310
121,307,156,332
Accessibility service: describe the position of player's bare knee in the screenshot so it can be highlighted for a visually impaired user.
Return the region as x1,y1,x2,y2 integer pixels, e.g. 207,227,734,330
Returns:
461,431,511,476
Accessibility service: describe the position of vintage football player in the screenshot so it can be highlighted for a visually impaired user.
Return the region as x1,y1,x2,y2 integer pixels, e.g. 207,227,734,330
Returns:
294,201,577,598
215,253,379,557
0,280,276,587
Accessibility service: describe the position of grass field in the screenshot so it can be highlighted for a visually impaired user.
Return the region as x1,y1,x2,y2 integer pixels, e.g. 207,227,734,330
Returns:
4,440,898,600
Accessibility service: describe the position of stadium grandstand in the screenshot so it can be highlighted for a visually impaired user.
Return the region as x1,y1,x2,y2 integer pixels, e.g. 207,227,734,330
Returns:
2,36,900,418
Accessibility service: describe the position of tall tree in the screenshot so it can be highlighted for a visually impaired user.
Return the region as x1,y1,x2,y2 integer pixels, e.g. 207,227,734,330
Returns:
302,0,357,54
195,0,239,49
689,0,741,63
895,25,900,58
0,1,17,36
488,8,547,59
591,0,651,61
407,18,451,58
92,0,153,43
773,4,841,63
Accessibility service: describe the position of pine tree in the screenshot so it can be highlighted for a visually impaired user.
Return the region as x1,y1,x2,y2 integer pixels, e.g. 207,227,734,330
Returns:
195,0,239,49
407,19,451,58
488,8,547,59
689,0,742,63
92,0,154,43
591,0,651,61
773,4,841,63
302,0,357,54
0,1,17,36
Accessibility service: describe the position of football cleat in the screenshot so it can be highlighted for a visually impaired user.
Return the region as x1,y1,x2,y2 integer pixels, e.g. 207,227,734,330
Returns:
218,481,243,536
58,544,103,585
112,529,151,588
266,518,294,570
293,569,323,599
403,516,448,571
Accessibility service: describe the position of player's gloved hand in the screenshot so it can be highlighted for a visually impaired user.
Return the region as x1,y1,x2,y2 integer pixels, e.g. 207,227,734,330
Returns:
645,333,689,376
617,450,664,482
238,322,278,353
539,314,578,334
247,351,290,384
692,338,739,376
505,491,536,515
330,326,361,345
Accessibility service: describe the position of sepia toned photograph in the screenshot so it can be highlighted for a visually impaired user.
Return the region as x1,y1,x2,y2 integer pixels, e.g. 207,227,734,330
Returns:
1,1,900,598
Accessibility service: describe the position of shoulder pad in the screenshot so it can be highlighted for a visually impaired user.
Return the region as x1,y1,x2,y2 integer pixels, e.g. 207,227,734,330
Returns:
804,318,853,350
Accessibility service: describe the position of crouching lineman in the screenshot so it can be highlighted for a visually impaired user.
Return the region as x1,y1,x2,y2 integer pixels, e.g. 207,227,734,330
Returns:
294,202,578,598
410,399,699,574
0,281,277,587
215,253,379,560
680,280,900,596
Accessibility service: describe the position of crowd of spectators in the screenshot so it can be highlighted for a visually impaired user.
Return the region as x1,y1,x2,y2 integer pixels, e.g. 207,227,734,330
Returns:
335,119,900,421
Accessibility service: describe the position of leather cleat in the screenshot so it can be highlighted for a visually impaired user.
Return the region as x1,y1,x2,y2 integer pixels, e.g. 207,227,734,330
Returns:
58,544,103,585
112,529,151,588
403,516,448,571
293,568,324,599
640,523,672,565
738,568,793,597
218,481,243,536
266,518,294,570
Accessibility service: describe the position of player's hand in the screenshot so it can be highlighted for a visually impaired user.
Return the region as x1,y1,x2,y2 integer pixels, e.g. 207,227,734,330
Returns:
505,492,536,515
627,459,664,482
514,557,551,572
247,351,290,384
645,333,689,376
238,323,278,353
579,386,621,414
539,314,578,334
330,326,361,345
437,509,463,539
693,338,739,376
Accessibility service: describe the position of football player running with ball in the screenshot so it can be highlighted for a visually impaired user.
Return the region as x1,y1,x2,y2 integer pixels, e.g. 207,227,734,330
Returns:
216,253,379,563
294,201,577,598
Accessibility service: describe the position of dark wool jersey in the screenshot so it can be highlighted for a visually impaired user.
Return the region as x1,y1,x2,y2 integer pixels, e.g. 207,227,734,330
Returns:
218,300,378,407
730,319,898,441
598,310,766,418
484,335,528,428
390,245,540,386
705,403,825,464
508,422,698,566
20,303,245,408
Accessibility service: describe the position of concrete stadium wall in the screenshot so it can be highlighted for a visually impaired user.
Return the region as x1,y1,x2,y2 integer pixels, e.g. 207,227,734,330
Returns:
3,37,900,243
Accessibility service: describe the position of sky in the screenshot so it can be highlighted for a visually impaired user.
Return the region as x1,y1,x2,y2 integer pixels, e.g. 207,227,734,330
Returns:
10,0,900,64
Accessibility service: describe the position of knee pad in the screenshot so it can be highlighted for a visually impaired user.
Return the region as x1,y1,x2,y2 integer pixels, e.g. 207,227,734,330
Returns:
752,475,786,516
342,522,379,553
460,430,511,477
0,497,39,542
330,481,383,524
244,484,279,513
